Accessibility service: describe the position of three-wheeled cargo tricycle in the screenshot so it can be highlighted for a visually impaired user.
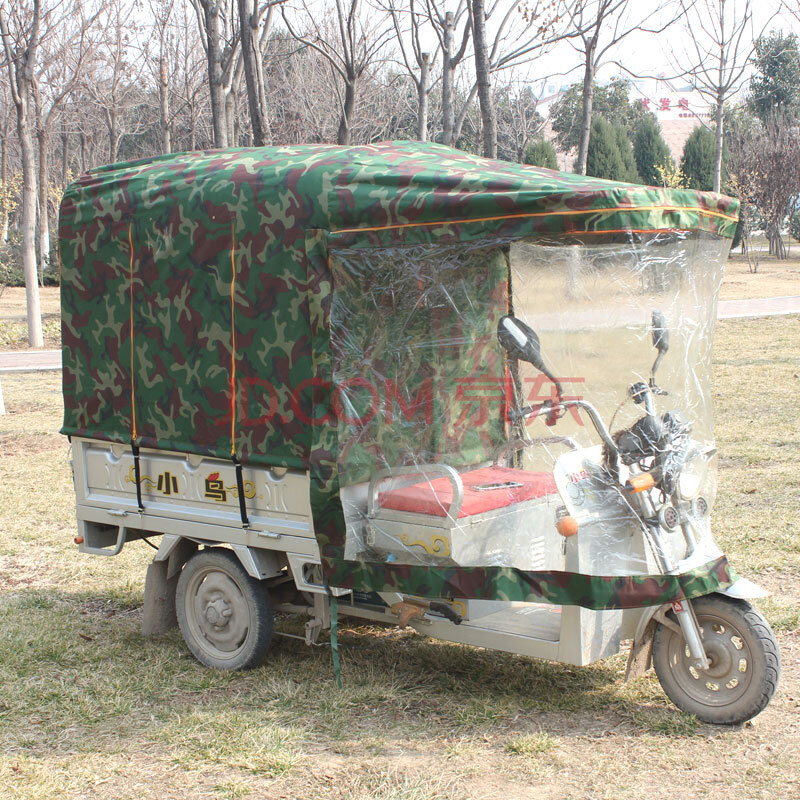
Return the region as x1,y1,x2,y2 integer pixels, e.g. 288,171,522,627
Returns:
58,141,779,724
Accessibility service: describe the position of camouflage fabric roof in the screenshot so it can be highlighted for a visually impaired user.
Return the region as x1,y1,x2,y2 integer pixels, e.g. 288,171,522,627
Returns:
59,141,738,607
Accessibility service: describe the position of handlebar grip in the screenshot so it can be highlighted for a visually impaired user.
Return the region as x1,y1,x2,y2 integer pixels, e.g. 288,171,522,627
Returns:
509,401,557,423
508,405,533,422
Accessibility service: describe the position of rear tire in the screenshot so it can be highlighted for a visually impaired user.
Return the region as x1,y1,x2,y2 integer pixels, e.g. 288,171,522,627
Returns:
653,594,779,725
176,548,273,670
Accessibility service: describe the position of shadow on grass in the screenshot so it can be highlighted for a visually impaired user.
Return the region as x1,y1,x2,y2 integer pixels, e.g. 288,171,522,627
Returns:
0,583,715,779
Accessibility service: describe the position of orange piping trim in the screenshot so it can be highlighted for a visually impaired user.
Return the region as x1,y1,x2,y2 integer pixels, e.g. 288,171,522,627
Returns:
230,224,237,457
128,224,137,440
330,204,737,235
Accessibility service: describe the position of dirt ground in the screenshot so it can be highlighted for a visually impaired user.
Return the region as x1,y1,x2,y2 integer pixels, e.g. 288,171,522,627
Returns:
0,286,61,319
721,252,800,301
1,316,799,800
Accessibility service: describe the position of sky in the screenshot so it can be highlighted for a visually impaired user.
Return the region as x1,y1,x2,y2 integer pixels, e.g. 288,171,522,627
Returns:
507,0,795,107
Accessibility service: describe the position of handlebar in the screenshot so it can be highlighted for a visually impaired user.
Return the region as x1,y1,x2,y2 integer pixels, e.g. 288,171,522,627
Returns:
511,399,619,457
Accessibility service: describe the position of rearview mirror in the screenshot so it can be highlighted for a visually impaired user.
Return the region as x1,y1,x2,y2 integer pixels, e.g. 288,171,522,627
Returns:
650,310,669,391
651,310,669,355
498,315,546,371
498,315,563,397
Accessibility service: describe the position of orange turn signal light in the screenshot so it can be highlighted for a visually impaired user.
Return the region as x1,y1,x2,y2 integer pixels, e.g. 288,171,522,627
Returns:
627,473,655,493
556,515,579,537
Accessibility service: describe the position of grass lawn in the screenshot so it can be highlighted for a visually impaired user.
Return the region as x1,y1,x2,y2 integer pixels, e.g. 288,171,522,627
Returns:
0,316,798,800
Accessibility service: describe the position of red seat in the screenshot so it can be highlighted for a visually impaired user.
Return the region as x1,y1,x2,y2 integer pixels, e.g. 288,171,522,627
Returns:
378,465,558,518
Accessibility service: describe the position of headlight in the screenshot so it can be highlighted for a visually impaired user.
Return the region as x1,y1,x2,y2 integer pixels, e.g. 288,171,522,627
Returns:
676,450,710,500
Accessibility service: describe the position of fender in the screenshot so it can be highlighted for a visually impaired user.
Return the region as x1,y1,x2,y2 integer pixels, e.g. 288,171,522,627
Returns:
154,534,283,580
624,576,769,679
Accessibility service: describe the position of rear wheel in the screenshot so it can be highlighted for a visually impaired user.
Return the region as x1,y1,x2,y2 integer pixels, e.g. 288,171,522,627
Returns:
653,594,779,725
176,548,273,670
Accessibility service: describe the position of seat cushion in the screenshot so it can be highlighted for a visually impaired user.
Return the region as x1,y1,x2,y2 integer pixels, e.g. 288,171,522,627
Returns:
378,465,558,518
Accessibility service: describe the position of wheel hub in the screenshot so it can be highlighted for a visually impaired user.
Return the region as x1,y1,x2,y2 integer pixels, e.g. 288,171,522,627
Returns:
703,640,733,678
204,597,233,627
667,611,753,708
185,568,251,657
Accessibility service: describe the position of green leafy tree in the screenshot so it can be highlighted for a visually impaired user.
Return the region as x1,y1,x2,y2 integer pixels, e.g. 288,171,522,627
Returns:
550,77,649,155
585,117,625,181
614,123,640,183
749,31,800,122
524,138,558,170
681,126,721,191
634,117,672,185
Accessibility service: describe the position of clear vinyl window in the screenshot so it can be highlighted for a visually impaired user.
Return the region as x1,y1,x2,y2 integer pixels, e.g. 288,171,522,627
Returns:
330,233,729,578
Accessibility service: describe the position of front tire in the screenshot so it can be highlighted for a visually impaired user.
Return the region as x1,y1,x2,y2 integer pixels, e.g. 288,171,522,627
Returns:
653,594,780,725
176,548,273,670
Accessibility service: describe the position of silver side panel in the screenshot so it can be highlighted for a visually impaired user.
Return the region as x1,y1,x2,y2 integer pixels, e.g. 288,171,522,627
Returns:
72,438,319,558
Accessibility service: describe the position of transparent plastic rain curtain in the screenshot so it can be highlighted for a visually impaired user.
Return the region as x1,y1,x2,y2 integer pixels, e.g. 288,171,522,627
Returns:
329,232,730,581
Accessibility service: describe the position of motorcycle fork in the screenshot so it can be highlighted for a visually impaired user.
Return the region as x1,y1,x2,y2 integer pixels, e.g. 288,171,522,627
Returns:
631,488,711,671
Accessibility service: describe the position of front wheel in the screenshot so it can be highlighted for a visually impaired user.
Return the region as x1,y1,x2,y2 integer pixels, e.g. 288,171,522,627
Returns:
176,548,274,670
652,594,780,725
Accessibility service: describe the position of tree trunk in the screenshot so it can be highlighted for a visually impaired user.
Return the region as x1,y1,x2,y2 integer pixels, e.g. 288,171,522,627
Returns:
337,76,356,145
106,106,120,163
17,118,43,347
239,0,269,146
1,128,7,243
470,0,496,158
159,53,171,153
442,12,455,146
61,116,69,183
713,91,724,193
576,52,595,176
225,89,236,146
203,1,228,148
37,127,49,282
417,53,429,142
188,99,197,150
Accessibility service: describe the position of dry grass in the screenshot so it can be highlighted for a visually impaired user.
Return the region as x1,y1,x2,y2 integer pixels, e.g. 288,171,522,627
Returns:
722,252,800,301
1,319,799,800
0,287,61,350
0,286,61,318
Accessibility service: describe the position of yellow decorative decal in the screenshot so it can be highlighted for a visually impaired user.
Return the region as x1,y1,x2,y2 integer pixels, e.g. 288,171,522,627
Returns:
399,533,451,557
125,466,178,495
204,472,258,502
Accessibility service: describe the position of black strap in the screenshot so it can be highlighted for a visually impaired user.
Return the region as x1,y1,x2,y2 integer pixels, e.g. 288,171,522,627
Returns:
232,456,250,529
131,441,144,512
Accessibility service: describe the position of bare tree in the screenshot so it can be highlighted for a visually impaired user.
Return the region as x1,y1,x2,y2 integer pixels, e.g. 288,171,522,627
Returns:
239,0,277,146
388,0,440,141
470,0,580,158
0,79,15,243
469,0,496,155
191,0,244,147
495,78,546,161
729,112,800,259
0,0,44,346
567,0,678,175
149,0,176,153
172,0,211,150
84,0,147,162
282,0,392,145
424,0,472,145
32,0,101,279
676,0,772,193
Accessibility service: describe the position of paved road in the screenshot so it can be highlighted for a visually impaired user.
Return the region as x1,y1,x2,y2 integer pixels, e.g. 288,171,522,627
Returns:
717,295,800,319
0,349,62,372
1,296,798,372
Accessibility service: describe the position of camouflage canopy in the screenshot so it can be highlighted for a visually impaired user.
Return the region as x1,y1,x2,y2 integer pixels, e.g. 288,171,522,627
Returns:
59,141,739,608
